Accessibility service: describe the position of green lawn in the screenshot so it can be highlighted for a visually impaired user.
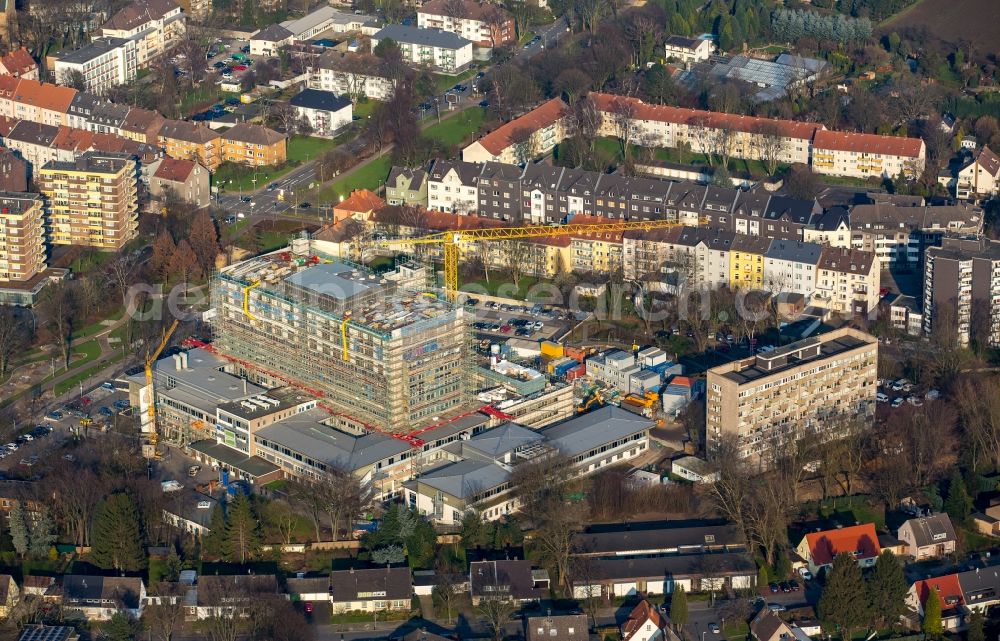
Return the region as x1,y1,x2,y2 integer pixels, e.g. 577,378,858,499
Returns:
73,314,123,341
593,136,787,178
215,136,336,192
317,156,393,202
467,275,557,300
434,67,478,92
287,136,336,163
353,100,380,119
423,108,487,147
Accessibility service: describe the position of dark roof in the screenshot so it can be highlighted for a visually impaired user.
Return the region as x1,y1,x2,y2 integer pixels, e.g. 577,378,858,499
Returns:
765,239,823,264
591,552,757,582
222,122,286,146
103,0,180,31
664,35,707,49
6,120,58,146
289,89,352,112
470,560,540,600
526,614,589,641
750,609,792,641
196,575,278,606
574,521,744,556
428,158,480,185
16,625,78,641
957,565,1000,607
810,206,850,231
387,166,427,191
817,246,875,275
764,195,816,224
253,23,294,42
373,24,472,49
62,576,144,609
57,38,130,64
900,513,957,548
329,567,411,602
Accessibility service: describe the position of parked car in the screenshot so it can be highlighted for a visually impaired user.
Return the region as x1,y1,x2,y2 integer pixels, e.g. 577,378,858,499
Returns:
232,64,248,72
709,624,720,634
768,603,786,612
926,389,941,401
114,400,130,410
797,568,813,580
98,406,113,417
907,396,924,407
299,202,311,209
891,397,904,408
876,392,889,403
44,411,63,421
768,583,779,593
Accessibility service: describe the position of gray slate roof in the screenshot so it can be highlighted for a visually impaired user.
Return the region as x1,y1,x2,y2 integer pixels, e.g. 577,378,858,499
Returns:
539,406,653,458
289,88,352,112
373,24,472,49
413,459,510,499
765,239,823,264
900,513,957,548
465,422,543,459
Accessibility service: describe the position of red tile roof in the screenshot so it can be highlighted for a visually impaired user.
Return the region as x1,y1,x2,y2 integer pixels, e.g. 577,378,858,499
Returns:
0,75,19,101
590,92,824,141
804,523,881,566
153,157,197,182
473,98,569,156
103,0,181,32
0,48,38,77
50,126,95,153
621,601,664,641
335,189,385,213
813,129,924,159
10,78,77,114
914,574,964,612
0,115,18,136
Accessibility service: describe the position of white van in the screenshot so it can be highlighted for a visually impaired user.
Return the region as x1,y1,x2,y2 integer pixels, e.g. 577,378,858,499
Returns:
876,392,889,403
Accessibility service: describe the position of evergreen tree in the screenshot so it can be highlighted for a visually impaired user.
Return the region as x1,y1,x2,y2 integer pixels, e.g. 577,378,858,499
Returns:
9,503,28,557
818,553,870,639
669,586,689,629
164,548,183,582
103,611,140,641
28,507,57,559
91,493,147,573
922,588,942,637
944,468,973,526
867,550,908,628
202,503,227,559
223,493,261,564
967,611,985,641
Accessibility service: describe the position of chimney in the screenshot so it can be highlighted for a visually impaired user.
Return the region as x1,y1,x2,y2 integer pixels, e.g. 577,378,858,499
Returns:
173,353,182,370
180,352,188,369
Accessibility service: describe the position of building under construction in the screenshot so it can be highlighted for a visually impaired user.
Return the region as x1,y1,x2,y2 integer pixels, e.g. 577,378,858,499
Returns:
211,244,470,436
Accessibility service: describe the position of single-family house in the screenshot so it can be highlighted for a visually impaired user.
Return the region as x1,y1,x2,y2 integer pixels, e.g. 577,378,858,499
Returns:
194,575,279,620
526,613,589,641
470,560,547,605
906,574,966,631
621,600,673,641
794,523,881,575
0,574,19,618
328,567,411,613
333,188,385,223
61,575,146,621
897,513,957,560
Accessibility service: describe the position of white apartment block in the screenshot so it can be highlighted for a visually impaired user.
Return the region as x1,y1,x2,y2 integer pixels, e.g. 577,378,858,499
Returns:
706,327,878,463
811,130,925,179
99,0,186,71
663,36,713,64
371,25,473,74
417,0,515,48
923,237,1000,347
54,38,138,96
815,247,879,316
763,240,822,297
309,54,397,101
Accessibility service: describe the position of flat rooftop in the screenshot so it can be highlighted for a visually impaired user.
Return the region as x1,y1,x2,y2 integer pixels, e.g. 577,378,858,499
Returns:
716,329,874,386
284,261,379,301
217,387,314,420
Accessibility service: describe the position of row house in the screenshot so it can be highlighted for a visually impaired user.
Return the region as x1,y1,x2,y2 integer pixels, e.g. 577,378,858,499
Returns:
0,48,39,79
0,77,77,128
462,98,571,164
908,565,1000,632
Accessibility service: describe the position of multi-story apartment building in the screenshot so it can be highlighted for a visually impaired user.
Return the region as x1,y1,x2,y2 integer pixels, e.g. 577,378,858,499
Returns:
463,98,571,164
1,79,76,127
923,237,1000,347
87,101,131,135
417,0,514,49
0,149,28,192
370,25,473,74
590,92,821,168
728,234,771,290
763,240,822,296
158,119,222,170
37,151,139,250
663,36,713,64
53,37,138,95
428,159,480,214
0,193,46,282
706,327,878,462
212,254,470,434
65,91,99,130
0,48,39,80
802,206,851,248
119,107,165,144
811,130,925,179
568,215,626,275
0,119,155,176
288,90,352,138
1,121,60,175
148,156,209,210
848,203,983,268
309,52,398,101
588,92,925,179
815,246,879,316
385,167,428,206
99,0,186,71
221,123,286,167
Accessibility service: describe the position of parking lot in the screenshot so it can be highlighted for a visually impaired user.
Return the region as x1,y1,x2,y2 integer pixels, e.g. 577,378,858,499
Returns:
876,377,939,410
460,298,581,342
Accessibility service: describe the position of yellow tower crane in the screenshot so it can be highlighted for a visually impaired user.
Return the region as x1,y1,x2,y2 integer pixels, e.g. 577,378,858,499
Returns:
377,218,704,301
143,318,180,459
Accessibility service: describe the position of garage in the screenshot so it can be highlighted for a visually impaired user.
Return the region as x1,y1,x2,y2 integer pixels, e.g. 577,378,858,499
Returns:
664,578,692,594
645,579,664,595
732,575,754,590
613,582,637,597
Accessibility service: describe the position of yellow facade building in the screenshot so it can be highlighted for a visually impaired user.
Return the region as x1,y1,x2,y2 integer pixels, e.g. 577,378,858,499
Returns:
728,235,770,290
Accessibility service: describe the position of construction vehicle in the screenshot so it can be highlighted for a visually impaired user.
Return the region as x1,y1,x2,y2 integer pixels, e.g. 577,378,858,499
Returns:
377,218,704,301
143,319,180,459
577,389,604,413
621,391,660,418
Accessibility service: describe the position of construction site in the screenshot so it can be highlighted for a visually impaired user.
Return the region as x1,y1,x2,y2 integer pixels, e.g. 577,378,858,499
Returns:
211,239,471,436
